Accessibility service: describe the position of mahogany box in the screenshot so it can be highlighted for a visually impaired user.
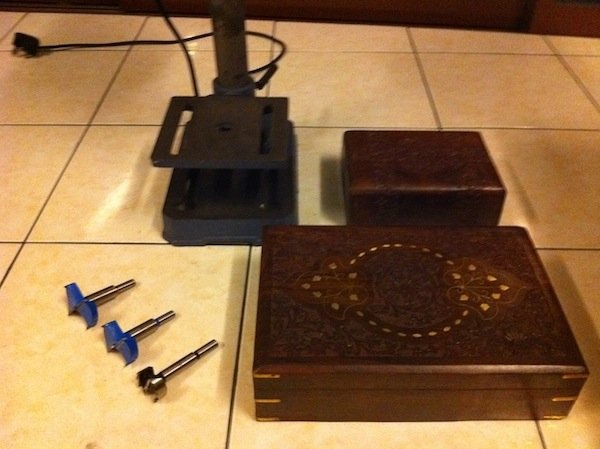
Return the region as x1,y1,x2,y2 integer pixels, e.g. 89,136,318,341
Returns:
342,131,506,226
253,226,588,421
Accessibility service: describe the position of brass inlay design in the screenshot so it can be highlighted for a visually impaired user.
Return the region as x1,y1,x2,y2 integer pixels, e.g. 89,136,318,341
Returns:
444,259,527,321
255,399,282,404
543,416,566,420
253,374,281,379
562,374,588,380
257,417,280,422
291,242,529,339
552,396,578,402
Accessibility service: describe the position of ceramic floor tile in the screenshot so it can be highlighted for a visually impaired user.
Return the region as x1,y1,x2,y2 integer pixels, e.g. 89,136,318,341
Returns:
274,21,411,52
563,56,600,106
30,126,170,243
0,50,126,124
0,12,145,51
547,35,600,56
3,11,600,449
270,52,436,128
135,17,274,52
0,126,84,241
482,129,600,249
410,27,552,54
93,50,270,125
0,244,20,279
227,249,544,449
537,250,600,449
0,242,248,449
420,53,600,129
296,127,346,225
0,12,24,42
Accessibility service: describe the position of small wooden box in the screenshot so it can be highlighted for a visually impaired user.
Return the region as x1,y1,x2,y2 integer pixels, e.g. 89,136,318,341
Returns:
254,226,587,421
342,131,506,226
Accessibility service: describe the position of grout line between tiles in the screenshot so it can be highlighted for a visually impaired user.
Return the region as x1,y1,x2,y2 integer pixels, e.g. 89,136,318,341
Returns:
266,49,563,56
18,18,148,246
3,124,599,132
543,36,600,114
5,123,600,131
406,50,558,56
0,243,25,292
258,44,574,56
289,125,600,132
21,241,171,245
8,241,600,251
0,123,88,127
406,28,442,130
225,245,253,449
0,11,27,44
19,126,90,245
440,125,600,132
537,247,600,252
1,123,593,131
85,17,149,123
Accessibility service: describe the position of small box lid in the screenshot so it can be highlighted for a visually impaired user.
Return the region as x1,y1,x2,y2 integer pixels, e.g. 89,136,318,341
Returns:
343,131,505,193
254,226,587,389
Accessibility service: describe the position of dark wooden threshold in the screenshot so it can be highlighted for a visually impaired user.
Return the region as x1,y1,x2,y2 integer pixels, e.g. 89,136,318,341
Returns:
0,0,598,37
120,0,532,31
529,0,600,37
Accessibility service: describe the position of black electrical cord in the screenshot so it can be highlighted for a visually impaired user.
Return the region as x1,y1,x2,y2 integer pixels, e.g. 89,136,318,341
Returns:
19,31,286,68
153,0,200,96
13,25,286,92
17,33,212,51
246,31,286,74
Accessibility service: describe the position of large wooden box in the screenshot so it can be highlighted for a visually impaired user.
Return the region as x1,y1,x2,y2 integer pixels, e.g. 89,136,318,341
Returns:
253,226,588,421
342,131,506,226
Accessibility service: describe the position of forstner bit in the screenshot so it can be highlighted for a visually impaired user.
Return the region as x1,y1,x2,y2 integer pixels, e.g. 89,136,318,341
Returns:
137,339,219,401
103,311,176,365
66,279,135,328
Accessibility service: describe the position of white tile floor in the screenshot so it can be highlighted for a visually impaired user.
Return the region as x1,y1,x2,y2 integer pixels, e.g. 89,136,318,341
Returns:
0,12,599,449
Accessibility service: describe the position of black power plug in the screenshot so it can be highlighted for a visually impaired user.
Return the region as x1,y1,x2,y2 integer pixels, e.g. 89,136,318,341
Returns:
12,33,40,57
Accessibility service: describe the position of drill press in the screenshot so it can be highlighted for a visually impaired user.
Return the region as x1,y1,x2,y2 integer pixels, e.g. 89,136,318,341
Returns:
151,0,297,245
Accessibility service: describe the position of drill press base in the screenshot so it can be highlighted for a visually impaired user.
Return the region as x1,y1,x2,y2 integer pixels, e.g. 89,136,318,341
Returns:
152,96,298,246
161,164,297,246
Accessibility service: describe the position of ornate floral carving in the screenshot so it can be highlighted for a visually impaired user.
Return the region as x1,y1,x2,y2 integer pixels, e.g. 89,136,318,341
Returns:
259,227,580,363
444,258,528,320
290,242,529,341
292,257,368,321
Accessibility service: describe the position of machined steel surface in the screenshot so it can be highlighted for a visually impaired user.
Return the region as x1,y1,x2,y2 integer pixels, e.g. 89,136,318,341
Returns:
126,311,176,342
137,340,219,401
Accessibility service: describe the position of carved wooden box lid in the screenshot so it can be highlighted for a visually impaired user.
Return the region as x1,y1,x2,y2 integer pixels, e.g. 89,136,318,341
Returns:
343,130,505,192
254,226,587,381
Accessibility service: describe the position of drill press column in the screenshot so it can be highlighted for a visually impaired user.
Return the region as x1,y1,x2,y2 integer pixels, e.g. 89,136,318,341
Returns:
151,0,298,245
210,0,255,96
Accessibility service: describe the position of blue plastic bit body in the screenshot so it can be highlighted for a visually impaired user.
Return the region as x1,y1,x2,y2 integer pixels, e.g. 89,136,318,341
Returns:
103,320,139,365
66,282,98,328
103,311,176,365
65,279,135,328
